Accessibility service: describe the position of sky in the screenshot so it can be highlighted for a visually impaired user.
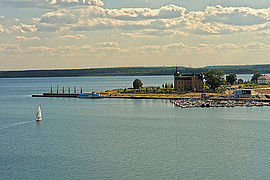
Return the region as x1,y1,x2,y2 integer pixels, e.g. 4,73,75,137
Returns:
1,0,270,70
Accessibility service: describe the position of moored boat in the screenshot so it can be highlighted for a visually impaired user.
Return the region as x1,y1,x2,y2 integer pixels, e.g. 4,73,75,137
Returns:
77,92,103,99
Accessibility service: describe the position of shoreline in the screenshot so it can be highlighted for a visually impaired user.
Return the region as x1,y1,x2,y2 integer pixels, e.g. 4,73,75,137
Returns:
32,93,270,102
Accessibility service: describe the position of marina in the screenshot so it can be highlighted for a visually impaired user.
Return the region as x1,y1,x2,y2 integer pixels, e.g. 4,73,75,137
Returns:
170,99,270,108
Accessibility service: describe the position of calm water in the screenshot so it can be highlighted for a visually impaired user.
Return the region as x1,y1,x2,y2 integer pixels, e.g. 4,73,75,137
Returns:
0,75,270,180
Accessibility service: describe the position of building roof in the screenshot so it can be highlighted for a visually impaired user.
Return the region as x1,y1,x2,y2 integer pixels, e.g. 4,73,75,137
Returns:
259,74,270,80
175,76,192,80
174,67,203,80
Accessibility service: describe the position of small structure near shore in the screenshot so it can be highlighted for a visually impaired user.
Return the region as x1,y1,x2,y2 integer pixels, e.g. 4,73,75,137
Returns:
234,89,252,98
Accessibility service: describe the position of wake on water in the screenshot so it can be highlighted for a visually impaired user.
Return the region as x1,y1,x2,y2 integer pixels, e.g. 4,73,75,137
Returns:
0,121,33,130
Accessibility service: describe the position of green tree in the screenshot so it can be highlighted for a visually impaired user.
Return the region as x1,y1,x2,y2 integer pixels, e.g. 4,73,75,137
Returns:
226,73,237,85
204,69,225,92
251,73,261,83
237,79,244,84
133,79,143,89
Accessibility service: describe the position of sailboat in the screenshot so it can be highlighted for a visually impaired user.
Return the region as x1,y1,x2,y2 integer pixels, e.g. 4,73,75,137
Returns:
36,105,42,121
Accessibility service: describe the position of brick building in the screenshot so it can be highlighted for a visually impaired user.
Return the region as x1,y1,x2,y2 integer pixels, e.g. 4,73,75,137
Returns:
174,67,204,92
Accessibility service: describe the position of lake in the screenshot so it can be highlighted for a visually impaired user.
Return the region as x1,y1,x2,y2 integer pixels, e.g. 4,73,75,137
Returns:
0,75,270,179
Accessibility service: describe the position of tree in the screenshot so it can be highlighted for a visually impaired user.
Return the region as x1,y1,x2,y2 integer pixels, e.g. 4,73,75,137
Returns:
133,79,143,89
226,73,237,85
251,73,261,83
237,79,244,84
204,69,225,92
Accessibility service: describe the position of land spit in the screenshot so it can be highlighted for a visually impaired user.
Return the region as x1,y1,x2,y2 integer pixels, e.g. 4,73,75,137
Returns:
32,92,270,103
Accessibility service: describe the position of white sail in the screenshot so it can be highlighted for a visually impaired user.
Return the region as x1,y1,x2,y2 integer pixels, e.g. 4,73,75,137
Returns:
36,105,42,121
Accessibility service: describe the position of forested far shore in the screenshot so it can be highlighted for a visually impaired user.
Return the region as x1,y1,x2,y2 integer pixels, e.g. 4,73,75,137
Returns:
1,64,270,78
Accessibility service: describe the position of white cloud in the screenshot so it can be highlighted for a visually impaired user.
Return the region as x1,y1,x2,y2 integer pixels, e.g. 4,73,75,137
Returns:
0,44,22,54
0,24,5,33
10,23,37,33
39,10,77,24
96,41,119,47
166,43,186,50
47,0,104,7
59,34,87,39
215,42,269,51
0,0,104,9
121,29,187,38
135,43,187,52
215,43,239,51
29,5,270,36
16,36,41,41
203,6,269,26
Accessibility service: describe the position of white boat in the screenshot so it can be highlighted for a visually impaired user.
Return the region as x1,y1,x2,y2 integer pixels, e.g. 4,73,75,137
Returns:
77,92,103,99
36,105,42,121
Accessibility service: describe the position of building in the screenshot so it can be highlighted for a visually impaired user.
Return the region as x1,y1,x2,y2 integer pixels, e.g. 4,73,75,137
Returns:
174,67,204,92
258,74,270,85
234,89,252,98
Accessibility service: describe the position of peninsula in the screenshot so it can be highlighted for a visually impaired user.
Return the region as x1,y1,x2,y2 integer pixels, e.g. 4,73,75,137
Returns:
32,68,270,105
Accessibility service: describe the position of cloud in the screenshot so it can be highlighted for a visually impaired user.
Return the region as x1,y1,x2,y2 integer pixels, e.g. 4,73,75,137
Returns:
39,10,77,24
47,0,104,7
34,5,270,35
0,24,5,33
96,41,119,47
4,4,270,39
0,44,22,54
58,34,87,39
0,24,10,33
166,43,186,50
0,0,104,8
203,5,268,26
121,29,187,38
135,43,187,53
16,36,40,41
215,42,269,51
26,46,53,52
215,43,239,51
10,23,37,33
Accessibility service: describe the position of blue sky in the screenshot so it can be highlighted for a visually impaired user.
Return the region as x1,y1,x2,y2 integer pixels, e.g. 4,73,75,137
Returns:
1,0,270,70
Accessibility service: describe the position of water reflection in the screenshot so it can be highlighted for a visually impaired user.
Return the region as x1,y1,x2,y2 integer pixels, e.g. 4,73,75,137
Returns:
36,120,42,127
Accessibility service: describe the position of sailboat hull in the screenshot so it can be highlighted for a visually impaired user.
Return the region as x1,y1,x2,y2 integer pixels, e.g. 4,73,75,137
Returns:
36,117,42,121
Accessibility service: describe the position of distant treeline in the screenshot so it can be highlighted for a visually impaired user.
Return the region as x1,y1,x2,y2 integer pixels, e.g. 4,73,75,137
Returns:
1,64,270,78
